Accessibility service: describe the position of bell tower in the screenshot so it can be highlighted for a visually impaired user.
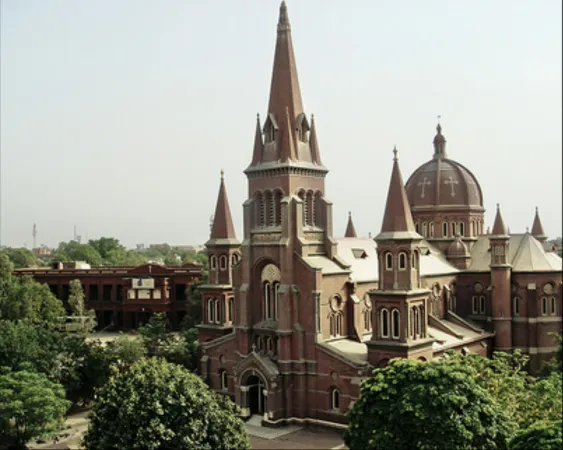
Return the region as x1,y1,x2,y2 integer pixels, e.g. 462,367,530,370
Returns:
198,170,240,342
489,204,512,352
367,149,434,367
234,1,336,358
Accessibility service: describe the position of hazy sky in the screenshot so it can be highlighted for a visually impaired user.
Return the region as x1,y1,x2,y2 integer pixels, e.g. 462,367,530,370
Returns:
1,0,561,249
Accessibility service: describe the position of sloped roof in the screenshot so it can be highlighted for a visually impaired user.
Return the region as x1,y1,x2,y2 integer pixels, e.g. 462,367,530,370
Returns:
468,233,563,272
309,238,459,283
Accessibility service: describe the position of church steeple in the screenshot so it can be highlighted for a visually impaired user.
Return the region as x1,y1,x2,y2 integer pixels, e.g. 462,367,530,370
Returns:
378,148,417,238
250,114,263,166
345,211,357,238
491,203,508,236
531,207,547,244
246,1,325,170
209,170,237,242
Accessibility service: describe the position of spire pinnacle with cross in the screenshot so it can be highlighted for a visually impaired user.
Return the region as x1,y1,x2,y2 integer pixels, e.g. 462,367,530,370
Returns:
393,146,398,161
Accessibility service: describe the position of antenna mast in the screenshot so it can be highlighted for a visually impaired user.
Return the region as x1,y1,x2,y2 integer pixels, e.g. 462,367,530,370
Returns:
32,223,37,249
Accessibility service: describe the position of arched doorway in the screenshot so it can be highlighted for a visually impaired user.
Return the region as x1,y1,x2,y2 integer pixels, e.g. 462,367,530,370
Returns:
246,375,265,415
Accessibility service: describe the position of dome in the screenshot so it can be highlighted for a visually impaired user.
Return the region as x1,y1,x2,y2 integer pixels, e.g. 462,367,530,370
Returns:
447,235,469,257
405,124,483,210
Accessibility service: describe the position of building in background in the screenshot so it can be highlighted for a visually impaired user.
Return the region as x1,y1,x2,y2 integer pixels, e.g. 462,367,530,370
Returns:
15,261,203,329
199,1,562,427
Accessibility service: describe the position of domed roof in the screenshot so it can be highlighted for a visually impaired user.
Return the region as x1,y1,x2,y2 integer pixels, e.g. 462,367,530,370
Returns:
447,235,469,257
405,124,483,210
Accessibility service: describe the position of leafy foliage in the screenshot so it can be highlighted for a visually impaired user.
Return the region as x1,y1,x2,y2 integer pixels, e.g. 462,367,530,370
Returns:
0,271,65,327
83,358,250,450
0,369,70,447
104,334,147,372
0,248,38,269
67,280,96,333
88,237,145,266
52,241,103,266
509,419,562,450
137,312,173,356
345,358,513,450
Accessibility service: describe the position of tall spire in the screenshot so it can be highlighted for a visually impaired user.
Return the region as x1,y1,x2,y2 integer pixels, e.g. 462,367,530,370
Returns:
433,121,447,159
379,148,417,235
210,170,237,241
345,211,358,238
251,114,263,165
531,206,547,242
280,106,297,162
491,203,508,236
268,1,303,125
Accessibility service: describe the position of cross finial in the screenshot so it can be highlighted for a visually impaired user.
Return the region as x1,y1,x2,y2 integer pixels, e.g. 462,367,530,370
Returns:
256,112,260,120
220,169,224,180
251,343,257,353
348,211,352,218
535,206,539,214
496,203,500,210
393,146,398,161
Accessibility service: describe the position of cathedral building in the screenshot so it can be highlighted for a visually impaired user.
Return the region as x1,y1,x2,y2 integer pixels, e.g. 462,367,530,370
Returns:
198,2,562,427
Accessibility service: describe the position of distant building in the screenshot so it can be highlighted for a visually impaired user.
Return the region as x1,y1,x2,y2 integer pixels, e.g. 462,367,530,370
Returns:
198,2,562,428
15,261,204,329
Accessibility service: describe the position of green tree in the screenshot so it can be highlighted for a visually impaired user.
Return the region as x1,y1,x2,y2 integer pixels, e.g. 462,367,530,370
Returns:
67,280,96,332
0,321,63,380
0,275,65,327
164,328,199,372
0,248,38,269
345,358,513,450
83,358,250,450
137,313,173,357
0,253,14,281
0,369,70,449
52,241,102,266
509,419,562,450
88,238,146,266
105,335,146,371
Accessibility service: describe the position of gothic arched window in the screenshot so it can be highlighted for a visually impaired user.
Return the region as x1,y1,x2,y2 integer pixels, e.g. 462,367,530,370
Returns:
385,253,393,271
330,388,341,411
380,308,390,338
398,252,407,270
391,309,400,339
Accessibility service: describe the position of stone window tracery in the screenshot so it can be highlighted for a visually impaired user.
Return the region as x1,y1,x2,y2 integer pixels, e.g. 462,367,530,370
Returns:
261,264,281,321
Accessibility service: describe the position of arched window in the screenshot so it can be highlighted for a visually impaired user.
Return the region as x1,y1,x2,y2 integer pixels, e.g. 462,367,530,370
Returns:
256,192,265,227
267,190,275,226
214,298,220,324
266,337,274,354
264,282,271,319
275,190,283,226
429,222,435,237
451,222,457,236
412,250,418,269
330,312,343,337
513,297,520,316
314,191,323,227
459,222,465,236
273,282,280,320
398,252,407,270
551,296,557,315
298,191,308,226
392,309,400,339
380,308,389,338
331,388,341,411
443,222,448,237
210,255,217,271
207,298,215,323
413,307,419,337
228,297,234,322
257,336,264,352
415,223,420,233
422,222,427,237
385,253,393,271
472,296,478,314
418,306,424,337
219,255,228,271
541,296,548,316
410,307,415,338
220,370,228,390
307,191,314,226
479,296,486,314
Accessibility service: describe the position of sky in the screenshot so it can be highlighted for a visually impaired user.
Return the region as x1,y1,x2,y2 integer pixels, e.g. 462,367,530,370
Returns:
1,0,561,249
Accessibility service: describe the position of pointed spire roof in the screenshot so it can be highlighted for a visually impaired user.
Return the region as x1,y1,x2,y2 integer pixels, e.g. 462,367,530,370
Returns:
267,1,303,129
376,148,418,240
280,107,297,162
491,203,508,236
531,206,547,239
345,211,358,238
209,170,237,242
309,114,322,164
250,114,263,166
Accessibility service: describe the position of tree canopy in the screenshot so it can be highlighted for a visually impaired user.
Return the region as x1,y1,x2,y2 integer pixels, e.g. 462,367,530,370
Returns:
345,358,513,450
0,248,38,269
83,358,250,450
509,419,562,450
0,369,70,448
